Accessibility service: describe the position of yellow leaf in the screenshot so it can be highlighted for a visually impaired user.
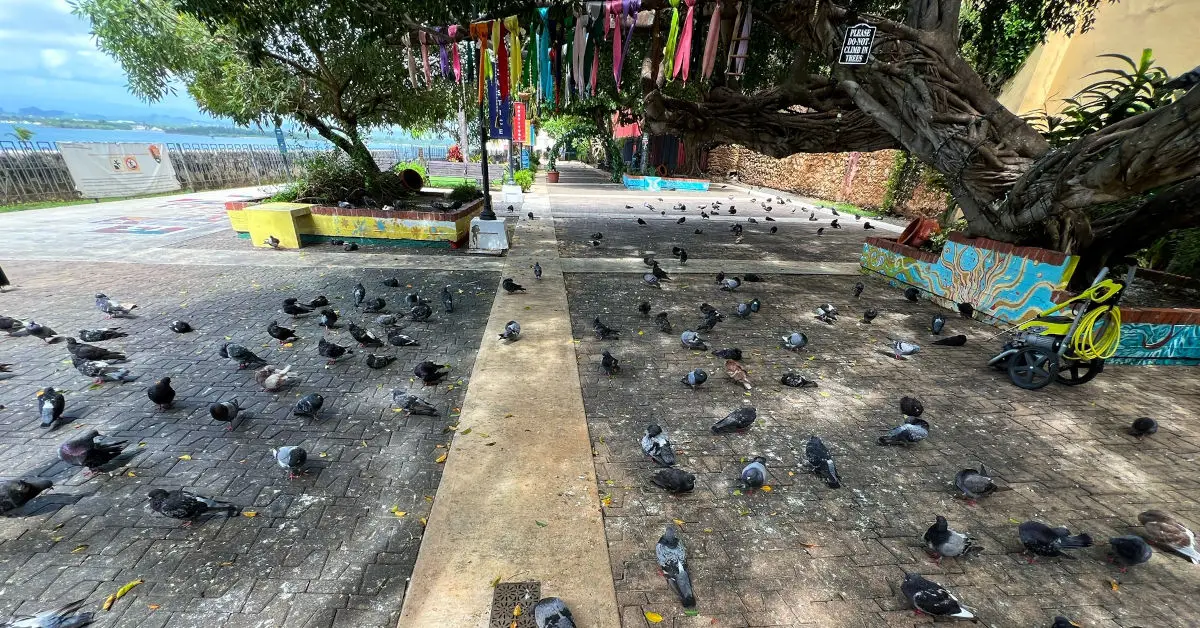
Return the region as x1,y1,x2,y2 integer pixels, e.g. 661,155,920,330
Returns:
490,574,502,588
138,442,147,447
177,454,192,461
72,545,89,553
51,536,64,542
424,495,433,502
435,453,447,464
220,561,234,567
702,528,713,533
638,330,645,336
761,485,773,492
148,604,160,610
513,604,522,617
394,511,407,518
732,489,742,496
460,428,472,435
419,517,428,527
1008,518,1021,524
242,511,258,518
319,452,329,458
818,391,830,398
787,471,795,477
103,579,144,611
126,471,137,477
535,520,548,527
601,494,612,507
1109,579,1119,591
673,518,685,529
510,622,517,628
645,611,664,623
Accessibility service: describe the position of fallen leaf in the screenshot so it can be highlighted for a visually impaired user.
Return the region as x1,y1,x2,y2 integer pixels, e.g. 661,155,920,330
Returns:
102,579,144,611
435,453,447,464
513,604,522,617
761,485,773,492
535,520,548,528
319,452,329,458
601,494,612,507
1008,518,1021,524
1109,579,1119,591
638,330,645,336
71,545,88,553
219,561,234,567
419,517,428,527
818,391,830,397
460,428,472,435
604,479,615,486
177,454,192,461
787,471,795,477
394,511,407,518
644,611,664,623
486,442,496,446
490,574,502,587
702,528,713,533
241,511,258,518
147,604,160,610
732,489,743,496
138,442,147,447
126,471,137,477
51,536,64,542
424,495,433,502
673,518,685,529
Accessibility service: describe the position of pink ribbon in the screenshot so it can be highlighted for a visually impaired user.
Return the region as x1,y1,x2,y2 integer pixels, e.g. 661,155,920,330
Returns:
573,8,588,97
673,0,697,82
702,2,722,80
448,25,462,83
419,31,432,85
608,0,622,85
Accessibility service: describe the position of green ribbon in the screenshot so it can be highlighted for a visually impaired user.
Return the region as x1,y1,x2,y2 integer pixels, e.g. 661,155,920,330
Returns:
663,0,682,79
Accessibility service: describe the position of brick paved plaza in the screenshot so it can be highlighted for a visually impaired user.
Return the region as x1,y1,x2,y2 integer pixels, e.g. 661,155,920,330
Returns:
1,170,1198,627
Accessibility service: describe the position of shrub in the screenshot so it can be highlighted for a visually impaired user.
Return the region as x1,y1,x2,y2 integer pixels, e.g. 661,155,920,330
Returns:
266,181,303,203
513,169,534,192
449,182,480,202
527,150,540,173
446,145,464,162
392,159,428,181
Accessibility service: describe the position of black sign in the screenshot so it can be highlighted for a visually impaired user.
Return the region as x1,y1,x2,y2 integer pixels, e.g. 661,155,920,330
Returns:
838,23,876,65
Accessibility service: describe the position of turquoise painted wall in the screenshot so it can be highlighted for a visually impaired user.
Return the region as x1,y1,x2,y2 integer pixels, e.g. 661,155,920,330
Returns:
1110,323,1200,365
622,175,710,192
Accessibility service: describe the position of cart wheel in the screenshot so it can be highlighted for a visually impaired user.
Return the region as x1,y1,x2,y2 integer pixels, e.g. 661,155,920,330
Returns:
1008,347,1059,390
1056,358,1104,385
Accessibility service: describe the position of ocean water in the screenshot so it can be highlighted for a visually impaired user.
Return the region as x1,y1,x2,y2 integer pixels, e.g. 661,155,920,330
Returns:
0,122,450,151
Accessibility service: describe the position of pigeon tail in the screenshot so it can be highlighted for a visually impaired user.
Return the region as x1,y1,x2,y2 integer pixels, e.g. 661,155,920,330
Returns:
1060,532,1094,549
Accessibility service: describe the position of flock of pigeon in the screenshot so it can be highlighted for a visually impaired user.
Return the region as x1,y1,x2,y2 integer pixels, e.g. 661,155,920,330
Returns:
0,281,465,625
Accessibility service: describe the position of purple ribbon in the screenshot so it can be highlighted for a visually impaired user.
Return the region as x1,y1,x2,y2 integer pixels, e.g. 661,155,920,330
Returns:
439,28,451,80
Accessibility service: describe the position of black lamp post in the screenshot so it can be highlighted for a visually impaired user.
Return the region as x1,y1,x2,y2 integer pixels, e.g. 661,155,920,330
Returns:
477,55,497,221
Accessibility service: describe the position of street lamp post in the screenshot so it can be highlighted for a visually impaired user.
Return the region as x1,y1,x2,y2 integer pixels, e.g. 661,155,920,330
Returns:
477,84,497,221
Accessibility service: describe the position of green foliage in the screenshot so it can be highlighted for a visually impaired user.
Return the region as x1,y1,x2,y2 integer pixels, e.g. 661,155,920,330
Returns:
6,126,34,142
811,200,880,218
526,150,540,173
393,160,428,181
880,152,912,214
266,181,303,203
924,219,969,254
1025,49,1176,147
448,182,481,202
513,169,534,192
1162,229,1200,279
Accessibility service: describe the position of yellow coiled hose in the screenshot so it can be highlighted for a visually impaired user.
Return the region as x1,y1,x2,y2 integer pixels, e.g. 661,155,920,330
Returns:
1066,305,1121,360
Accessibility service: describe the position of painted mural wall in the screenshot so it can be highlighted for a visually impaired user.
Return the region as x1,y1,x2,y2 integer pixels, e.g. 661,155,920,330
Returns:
1111,323,1200,366
621,174,710,192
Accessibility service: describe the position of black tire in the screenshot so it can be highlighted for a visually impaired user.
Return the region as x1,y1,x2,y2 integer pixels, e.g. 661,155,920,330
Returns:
1008,347,1059,390
1056,358,1104,385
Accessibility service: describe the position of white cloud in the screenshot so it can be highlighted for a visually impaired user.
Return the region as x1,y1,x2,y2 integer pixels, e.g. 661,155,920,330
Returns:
40,48,69,69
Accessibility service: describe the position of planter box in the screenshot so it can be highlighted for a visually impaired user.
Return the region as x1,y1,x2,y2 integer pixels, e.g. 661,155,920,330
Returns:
622,174,710,192
226,198,483,248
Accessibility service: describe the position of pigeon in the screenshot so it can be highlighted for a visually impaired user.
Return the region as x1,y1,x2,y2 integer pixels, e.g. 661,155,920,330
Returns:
263,235,281,249
363,298,387,313
394,391,438,416
329,239,345,245
734,302,752,319
528,211,535,220
747,217,757,224
718,277,741,291
680,368,708,390
654,312,673,333
502,278,526,293
9,320,58,342
267,320,299,343
782,332,808,351
148,488,240,523
642,273,662,288
382,277,401,288
814,303,838,324
740,456,767,489
711,406,755,433
1109,535,1153,570
890,339,920,359
769,226,777,234
375,314,400,327
147,377,175,409
318,308,340,328
743,274,763,283
414,361,450,385
805,436,841,488
637,218,646,225
957,302,974,318
533,597,576,628
65,338,125,362
724,360,752,390
72,356,136,383
808,212,817,221
293,393,324,418
208,399,241,430
644,255,658,268
220,343,267,368
348,322,384,347
317,338,353,363
638,301,651,317
36,386,65,428
711,348,742,360
282,297,313,317
1052,618,1082,628
676,217,685,224
932,334,968,346
1019,521,1094,559
592,317,619,340
878,417,930,445
853,282,864,298
166,320,193,334
924,515,983,561
641,424,675,466
854,213,860,220
862,308,878,323
58,430,127,472
0,478,52,515
405,292,429,307
765,216,775,222
408,303,432,321
353,283,367,308
273,446,307,478
343,242,359,251
696,311,721,333
307,295,329,308
780,373,818,388
830,219,840,229
656,525,697,610
255,365,292,391
830,208,839,216
601,350,619,376
78,328,127,342
900,572,975,620
1138,509,1200,564
904,287,920,302
900,396,924,417
531,261,543,281
0,598,93,628
954,465,1008,503
931,314,946,335
95,293,137,317
651,263,671,281
365,353,396,369
863,222,876,229
748,298,761,313
1130,417,1158,438
680,331,707,351
678,249,688,264
817,227,824,235
387,331,420,347
714,272,725,284
651,468,695,493
499,320,521,341
0,316,24,331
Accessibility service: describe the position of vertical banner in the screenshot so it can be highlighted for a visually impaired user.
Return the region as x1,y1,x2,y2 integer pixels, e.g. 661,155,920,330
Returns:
512,102,528,143
488,80,513,139
59,142,181,198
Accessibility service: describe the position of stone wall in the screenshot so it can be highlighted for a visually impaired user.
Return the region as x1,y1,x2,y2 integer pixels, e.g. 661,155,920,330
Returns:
706,145,948,218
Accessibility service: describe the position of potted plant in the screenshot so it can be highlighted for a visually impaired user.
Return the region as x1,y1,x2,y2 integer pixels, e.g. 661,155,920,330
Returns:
546,150,560,183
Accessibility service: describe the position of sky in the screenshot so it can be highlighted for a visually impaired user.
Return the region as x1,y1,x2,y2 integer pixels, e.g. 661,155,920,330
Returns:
0,0,211,121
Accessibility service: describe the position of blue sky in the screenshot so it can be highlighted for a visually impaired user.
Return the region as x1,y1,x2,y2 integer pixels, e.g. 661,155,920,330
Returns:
0,0,210,120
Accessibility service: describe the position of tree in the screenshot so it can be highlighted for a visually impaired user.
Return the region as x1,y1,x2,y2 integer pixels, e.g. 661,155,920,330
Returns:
74,0,457,192
6,126,34,144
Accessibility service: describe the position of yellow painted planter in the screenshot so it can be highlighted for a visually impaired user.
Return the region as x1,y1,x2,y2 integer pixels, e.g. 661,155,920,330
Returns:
224,199,483,247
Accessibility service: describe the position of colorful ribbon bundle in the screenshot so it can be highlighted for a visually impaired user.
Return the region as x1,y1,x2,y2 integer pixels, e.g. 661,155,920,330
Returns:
448,25,462,83
673,0,697,81
663,0,681,79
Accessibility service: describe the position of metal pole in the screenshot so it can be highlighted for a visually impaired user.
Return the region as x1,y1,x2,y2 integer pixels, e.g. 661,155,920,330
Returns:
478,83,497,220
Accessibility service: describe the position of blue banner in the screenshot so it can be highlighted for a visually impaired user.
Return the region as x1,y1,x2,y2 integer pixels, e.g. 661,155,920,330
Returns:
488,79,512,140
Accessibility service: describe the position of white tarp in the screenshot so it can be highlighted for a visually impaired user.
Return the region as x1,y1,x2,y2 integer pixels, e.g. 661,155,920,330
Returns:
59,142,181,198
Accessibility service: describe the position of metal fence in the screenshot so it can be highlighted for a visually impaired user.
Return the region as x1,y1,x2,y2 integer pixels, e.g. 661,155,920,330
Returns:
0,141,456,205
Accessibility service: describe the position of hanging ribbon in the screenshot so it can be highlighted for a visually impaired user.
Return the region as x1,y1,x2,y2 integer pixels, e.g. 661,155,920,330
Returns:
608,0,622,85
730,1,752,76
470,22,492,103
497,21,510,100
419,31,432,86
438,28,451,80
448,25,462,83
504,16,521,96
538,8,552,104
551,16,563,105
406,33,419,87
663,0,681,79
701,1,722,80
621,0,641,88
585,2,602,95
673,0,697,81
572,9,587,97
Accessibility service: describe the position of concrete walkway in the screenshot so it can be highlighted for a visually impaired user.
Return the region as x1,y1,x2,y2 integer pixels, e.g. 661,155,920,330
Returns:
398,187,620,627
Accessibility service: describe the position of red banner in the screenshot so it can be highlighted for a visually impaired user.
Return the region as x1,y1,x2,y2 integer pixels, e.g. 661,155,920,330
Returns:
512,102,528,143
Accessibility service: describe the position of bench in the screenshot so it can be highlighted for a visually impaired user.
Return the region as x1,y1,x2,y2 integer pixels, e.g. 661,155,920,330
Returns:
425,160,484,185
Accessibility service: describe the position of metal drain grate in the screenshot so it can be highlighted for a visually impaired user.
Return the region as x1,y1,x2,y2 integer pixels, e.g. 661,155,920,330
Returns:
488,581,541,628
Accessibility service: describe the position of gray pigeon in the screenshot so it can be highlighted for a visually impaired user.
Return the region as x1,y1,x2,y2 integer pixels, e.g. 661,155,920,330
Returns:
718,277,741,291
71,356,136,383
681,368,708,390
375,314,400,327
387,331,420,347
680,331,707,350
954,464,1009,502
877,417,929,446
208,399,241,430
641,424,676,466
533,597,575,628
739,456,767,489
782,332,808,351
931,314,946,335
654,312,672,333
651,468,695,493
924,515,983,562
78,328,126,342
353,283,366,308
58,429,127,473
365,353,396,369
656,525,697,610
804,436,841,488
780,373,817,388
601,350,620,375
393,390,438,416
95,293,137,317
1019,520,1093,559
348,322,384,347
409,303,432,320
442,286,455,312
293,393,324,418
1,598,93,628
900,572,975,620
148,488,240,523
499,320,521,341
37,386,65,428
364,298,387,313
890,338,920,359
532,263,542,280
592,317,619,340
219,343,267,368
1109,535,1153,570
317,338,353,363
0,478,52,514
711,406,755,433
273,446,307,479
65,338,125,362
